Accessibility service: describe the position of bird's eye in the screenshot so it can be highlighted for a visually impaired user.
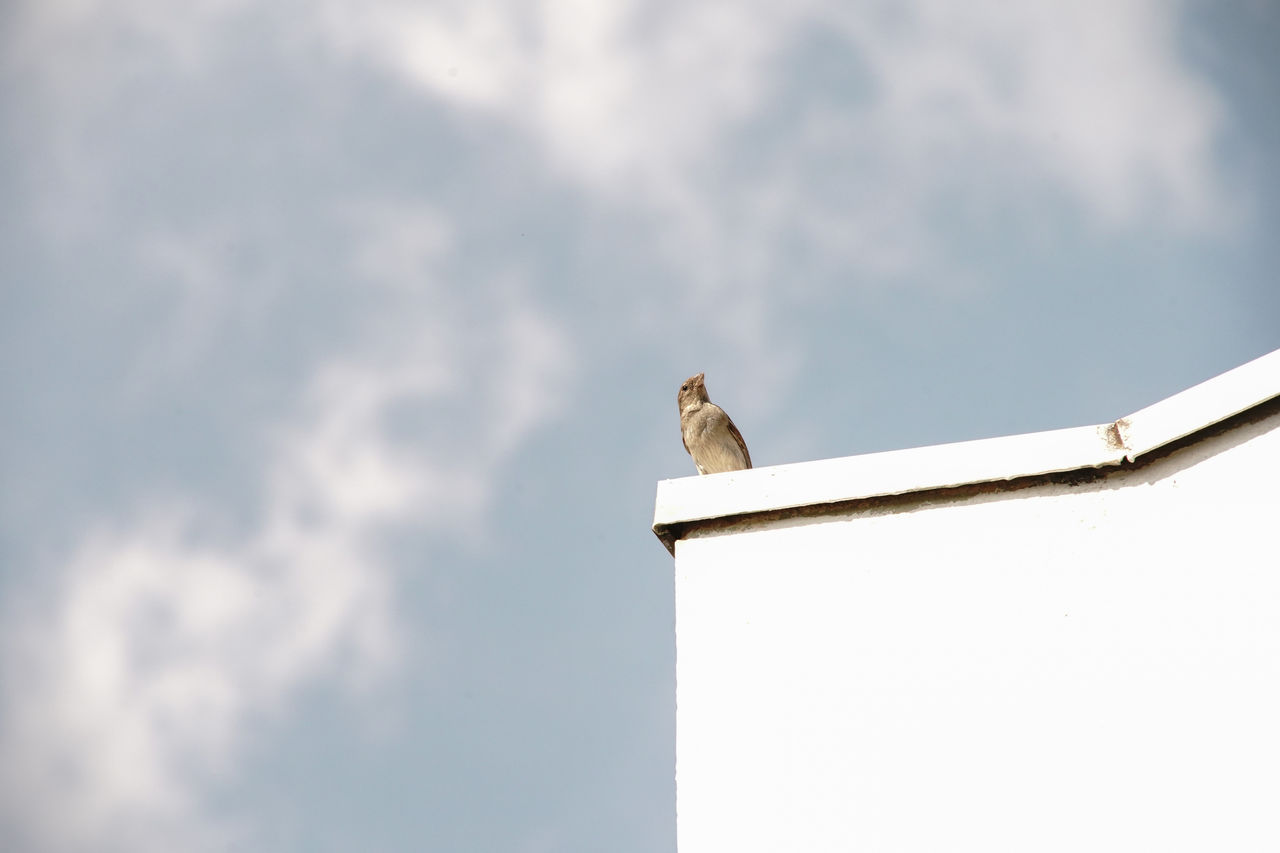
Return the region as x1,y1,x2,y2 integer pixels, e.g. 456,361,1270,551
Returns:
681,384,688,391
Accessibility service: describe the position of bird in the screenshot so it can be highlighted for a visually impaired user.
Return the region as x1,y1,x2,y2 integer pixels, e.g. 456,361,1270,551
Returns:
677,372,751,475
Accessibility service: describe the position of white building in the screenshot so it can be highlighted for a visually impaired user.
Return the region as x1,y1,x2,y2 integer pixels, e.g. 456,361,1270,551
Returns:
654,349,1280,852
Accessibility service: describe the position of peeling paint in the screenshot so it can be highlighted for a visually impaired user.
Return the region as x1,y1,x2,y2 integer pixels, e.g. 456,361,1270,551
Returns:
1113,417,1133,453
1103,420,1127,450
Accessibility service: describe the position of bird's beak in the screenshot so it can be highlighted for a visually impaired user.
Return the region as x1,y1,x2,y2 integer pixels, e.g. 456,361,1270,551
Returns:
693,372,705,383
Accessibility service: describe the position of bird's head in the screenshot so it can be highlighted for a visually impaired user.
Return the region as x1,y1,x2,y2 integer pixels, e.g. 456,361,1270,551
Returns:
677,372,710,412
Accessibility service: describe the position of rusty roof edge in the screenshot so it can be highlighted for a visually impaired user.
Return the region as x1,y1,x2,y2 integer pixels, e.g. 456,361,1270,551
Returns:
653,347,1280,555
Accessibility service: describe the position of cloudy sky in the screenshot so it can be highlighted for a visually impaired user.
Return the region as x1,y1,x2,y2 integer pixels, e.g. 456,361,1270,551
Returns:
1,1,1276,850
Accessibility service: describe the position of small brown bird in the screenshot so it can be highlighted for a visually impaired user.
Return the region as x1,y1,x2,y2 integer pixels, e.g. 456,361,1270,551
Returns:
677,373,751,475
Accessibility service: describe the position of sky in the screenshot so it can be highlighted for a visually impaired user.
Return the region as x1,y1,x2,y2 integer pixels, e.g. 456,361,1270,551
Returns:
1,1,1277,851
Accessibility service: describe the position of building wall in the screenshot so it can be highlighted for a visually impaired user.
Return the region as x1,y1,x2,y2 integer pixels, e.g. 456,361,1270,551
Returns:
675,411,1280,852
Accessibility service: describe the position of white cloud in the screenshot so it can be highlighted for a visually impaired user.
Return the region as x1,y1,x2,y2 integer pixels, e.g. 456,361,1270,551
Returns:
828,0,1228,228
6,0,1234,337
0,204,572,852
301,0,1227,230
291,0,1234,370
310,0,799,197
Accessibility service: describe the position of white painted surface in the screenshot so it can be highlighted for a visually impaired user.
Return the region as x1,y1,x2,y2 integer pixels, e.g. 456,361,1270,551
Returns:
674,411,1280,853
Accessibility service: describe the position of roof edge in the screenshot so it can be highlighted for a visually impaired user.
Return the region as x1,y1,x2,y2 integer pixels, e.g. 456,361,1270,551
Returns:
654,348,1280,555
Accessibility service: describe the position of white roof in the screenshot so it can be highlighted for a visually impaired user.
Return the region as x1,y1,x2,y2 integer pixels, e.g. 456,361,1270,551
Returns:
653,347,1280,554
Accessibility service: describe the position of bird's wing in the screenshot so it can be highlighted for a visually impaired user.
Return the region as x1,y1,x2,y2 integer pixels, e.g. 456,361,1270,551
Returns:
726,416,751,468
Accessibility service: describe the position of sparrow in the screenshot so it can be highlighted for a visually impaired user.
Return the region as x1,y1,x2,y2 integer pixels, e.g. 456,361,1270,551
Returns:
677,372,752,475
